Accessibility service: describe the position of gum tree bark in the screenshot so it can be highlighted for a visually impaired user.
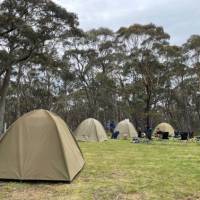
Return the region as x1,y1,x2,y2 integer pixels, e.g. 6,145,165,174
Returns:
0,68,11,133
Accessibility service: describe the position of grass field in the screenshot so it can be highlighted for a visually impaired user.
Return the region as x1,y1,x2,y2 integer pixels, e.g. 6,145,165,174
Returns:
0,140,200,200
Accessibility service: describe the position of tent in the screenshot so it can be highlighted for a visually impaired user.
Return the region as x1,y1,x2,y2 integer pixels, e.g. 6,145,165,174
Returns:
115,119,138,139
0,109,85,182
153,122,175,136
0,133,4,141
74,118,108,142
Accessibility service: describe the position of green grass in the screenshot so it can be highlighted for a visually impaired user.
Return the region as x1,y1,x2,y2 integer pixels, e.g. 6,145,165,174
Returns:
1,140,200,200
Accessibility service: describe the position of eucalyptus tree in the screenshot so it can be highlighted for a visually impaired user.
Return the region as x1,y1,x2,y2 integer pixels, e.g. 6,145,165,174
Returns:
86,28,121,121
0,0,79,132
117,23,170,128
63,28,120,123
63,34,97,118
181,35,200,131
156,45,186,129
158,35,200,131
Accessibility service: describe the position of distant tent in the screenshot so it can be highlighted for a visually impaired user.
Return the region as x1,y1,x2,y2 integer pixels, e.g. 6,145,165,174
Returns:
153,122,175,137
74,118,108,142
0,109,85,182
114,119,138,139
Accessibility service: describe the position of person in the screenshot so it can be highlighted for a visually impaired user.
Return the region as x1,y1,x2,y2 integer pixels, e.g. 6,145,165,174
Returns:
109,121,116,134
146,126,152,140
137,127,142,138
111,130,119,139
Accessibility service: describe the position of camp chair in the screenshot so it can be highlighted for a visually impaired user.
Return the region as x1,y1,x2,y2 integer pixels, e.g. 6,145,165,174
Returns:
174,131,181,138
180,132,188,140
111,131,119,139
162,132,169,140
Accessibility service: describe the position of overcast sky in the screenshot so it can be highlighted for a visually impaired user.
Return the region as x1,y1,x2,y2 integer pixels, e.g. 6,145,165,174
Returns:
59,1,197,45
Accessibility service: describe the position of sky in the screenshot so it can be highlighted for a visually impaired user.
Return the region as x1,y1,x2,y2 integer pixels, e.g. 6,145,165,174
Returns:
54,0,200,45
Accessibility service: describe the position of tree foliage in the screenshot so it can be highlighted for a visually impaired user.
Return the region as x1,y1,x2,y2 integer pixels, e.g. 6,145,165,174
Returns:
1,0,200,133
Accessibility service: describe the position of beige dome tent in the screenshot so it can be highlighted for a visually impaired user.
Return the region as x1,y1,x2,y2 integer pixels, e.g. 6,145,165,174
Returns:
0,109,84,182
74,118,108,142
115,119,138,139
153,122,175,136
0,133,4,141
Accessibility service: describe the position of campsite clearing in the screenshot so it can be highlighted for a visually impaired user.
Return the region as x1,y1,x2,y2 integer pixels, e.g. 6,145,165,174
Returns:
0,140,200,200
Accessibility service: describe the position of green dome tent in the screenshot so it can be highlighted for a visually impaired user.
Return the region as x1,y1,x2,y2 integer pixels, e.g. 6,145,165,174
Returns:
74,118,108,142
153,122,175,136
115,119,138,139
0,109,85,182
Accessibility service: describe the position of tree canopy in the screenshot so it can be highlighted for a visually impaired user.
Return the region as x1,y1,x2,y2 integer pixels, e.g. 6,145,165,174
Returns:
1,0,200,133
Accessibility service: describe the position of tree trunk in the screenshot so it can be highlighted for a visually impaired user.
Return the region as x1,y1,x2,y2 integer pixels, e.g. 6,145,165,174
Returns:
184,96,191,132
0,68,11,133
16,66,22,118
46,71,52,110
145,89,151,128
